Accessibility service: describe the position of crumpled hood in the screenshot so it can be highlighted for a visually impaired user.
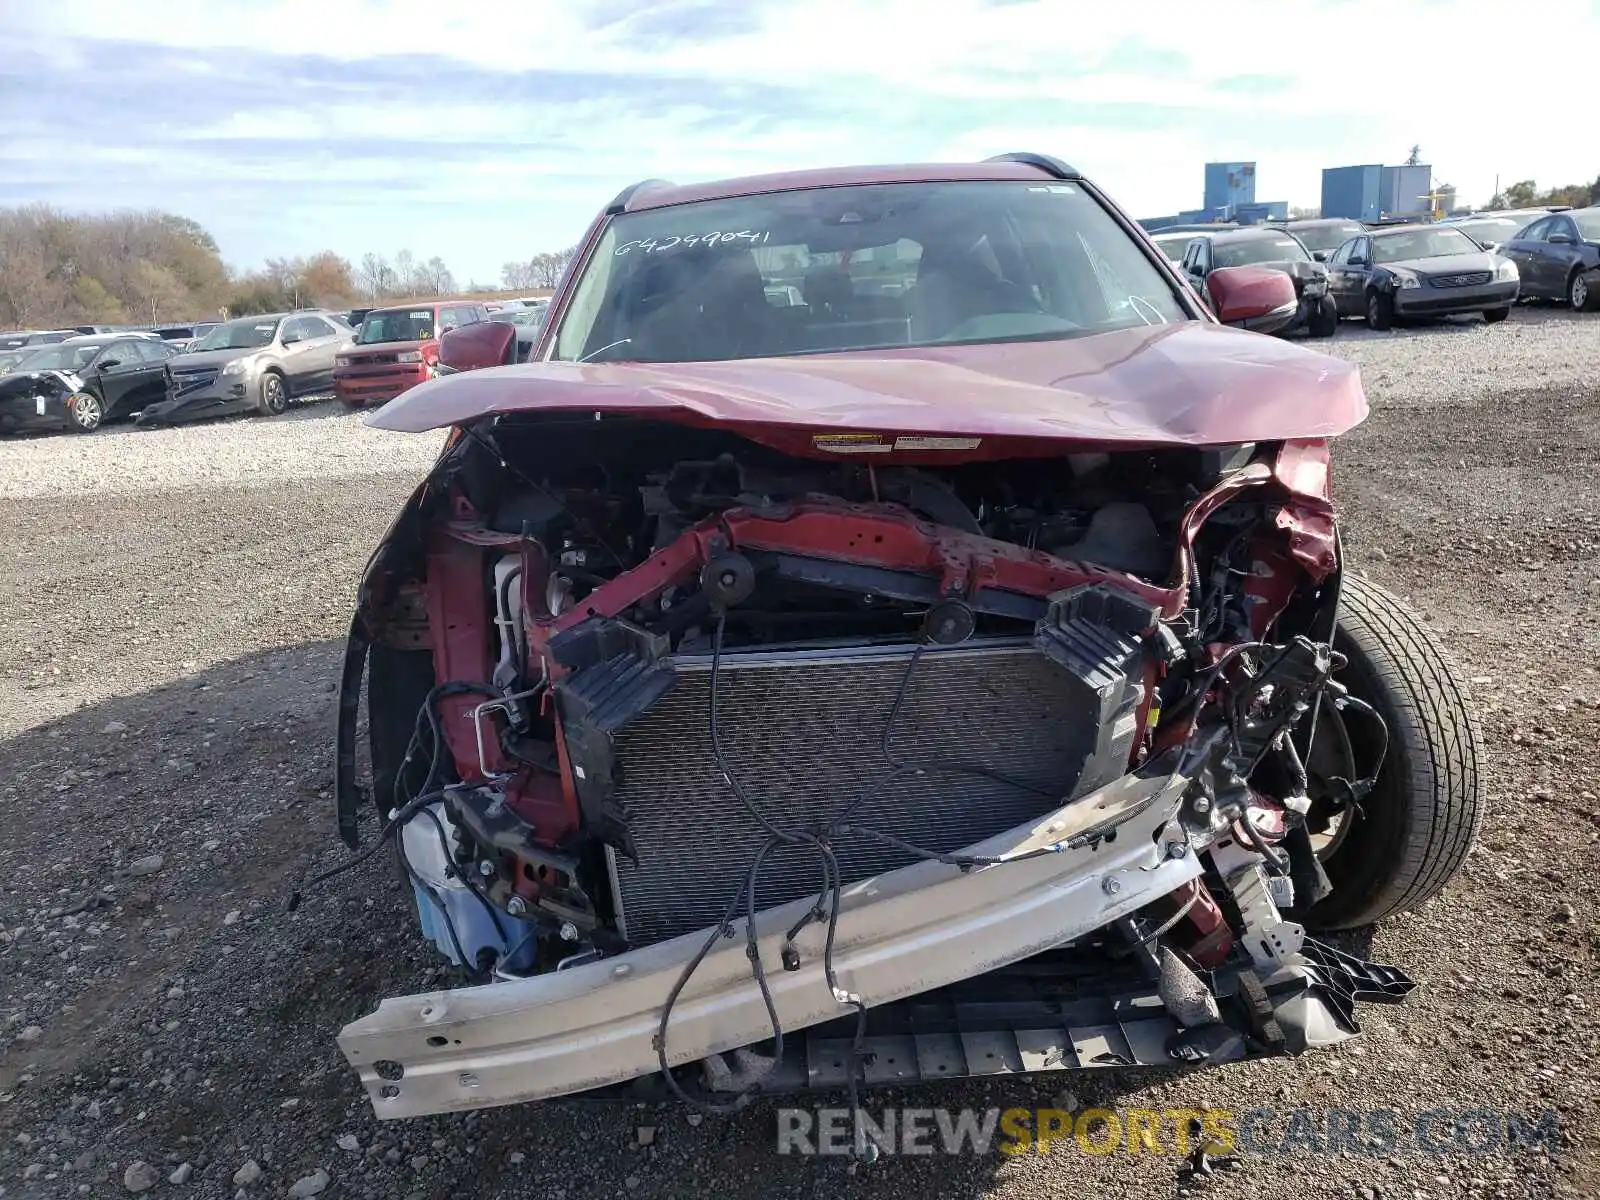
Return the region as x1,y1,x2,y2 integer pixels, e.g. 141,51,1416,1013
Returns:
169,346,261,369
0,368,80,397
367,321,1367,456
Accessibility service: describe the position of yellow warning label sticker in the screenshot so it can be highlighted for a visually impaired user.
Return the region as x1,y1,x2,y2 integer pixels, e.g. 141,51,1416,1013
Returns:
811,433,892,453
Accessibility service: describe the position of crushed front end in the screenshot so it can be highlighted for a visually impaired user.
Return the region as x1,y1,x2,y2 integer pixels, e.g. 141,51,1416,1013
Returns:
332,413,1409,1122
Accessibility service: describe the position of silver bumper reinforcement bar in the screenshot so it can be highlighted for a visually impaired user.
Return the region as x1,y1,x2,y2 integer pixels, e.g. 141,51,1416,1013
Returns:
339,766,1200,1118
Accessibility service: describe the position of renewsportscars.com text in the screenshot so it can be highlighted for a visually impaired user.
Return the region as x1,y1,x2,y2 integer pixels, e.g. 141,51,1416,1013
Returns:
776,1106,1564,1157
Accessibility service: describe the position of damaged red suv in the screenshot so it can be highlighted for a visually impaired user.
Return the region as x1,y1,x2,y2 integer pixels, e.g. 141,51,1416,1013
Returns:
327,154,1481,1138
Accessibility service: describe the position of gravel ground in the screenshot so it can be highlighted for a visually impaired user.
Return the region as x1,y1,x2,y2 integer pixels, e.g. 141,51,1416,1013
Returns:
2,307,1598,1200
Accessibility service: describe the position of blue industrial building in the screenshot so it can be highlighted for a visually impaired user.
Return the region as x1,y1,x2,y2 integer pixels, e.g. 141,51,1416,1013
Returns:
1141,161,1288,230
1204,161,1257,214
1322,165,1383,222
1322,162,1435,221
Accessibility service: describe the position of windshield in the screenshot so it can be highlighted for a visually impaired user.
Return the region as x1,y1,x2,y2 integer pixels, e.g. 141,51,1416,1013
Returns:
1573,211,1600,240
1213,235,1311,268
490,309,544,328
13,343,101,372
1151,235,1193,262
552,180,1190,363
0,350,27,373
359,308,438,343
1371,228,1479,264
1451,219,1523,248
1290,223,1363,253
190,317,280,351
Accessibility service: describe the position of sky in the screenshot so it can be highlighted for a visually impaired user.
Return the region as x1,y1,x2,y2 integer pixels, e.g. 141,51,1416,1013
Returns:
4,0,1597,284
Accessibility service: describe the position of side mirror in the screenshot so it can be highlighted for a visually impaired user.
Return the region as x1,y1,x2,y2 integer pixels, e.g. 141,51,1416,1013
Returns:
96,358,121,371
439,321,516,373
1549,233,1574,245
1206,266,1299,335
1348,255,1368,267
440,324,456,334
281,332,301,346
1312,249,1330,262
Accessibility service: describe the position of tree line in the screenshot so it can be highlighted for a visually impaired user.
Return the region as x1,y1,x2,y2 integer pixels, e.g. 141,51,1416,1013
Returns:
499,248,579,292
0,204,571,329
1487,176,1600,211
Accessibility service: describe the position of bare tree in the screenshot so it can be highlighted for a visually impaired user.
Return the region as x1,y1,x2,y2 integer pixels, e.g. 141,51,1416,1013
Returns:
357,252,395,301
127,259,186,322
500,260,537,290
420,255,456,295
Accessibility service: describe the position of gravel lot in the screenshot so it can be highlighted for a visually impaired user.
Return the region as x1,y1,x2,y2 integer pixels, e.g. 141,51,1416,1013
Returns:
2,307,1598,1199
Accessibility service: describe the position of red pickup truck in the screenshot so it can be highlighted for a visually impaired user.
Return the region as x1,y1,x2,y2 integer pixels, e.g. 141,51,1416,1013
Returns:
334,300,490,408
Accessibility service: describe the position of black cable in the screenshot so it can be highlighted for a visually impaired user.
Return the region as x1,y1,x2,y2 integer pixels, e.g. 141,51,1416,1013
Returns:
1234,806,1291,876
417,803,509,942
1108,890,1202,958
286,788,443,911
652,610,1164,1155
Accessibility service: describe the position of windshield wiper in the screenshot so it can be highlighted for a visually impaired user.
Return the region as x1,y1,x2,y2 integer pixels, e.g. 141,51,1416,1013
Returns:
579,338,633,363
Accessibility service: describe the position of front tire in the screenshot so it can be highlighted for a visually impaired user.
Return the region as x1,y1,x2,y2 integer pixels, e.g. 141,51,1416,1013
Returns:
1482,306,1510,324
1302,575,1484,929
1364,289,1394,331
1309,294,1339,338
256,371,288,416
66,391,103,432
1570,271,1599,313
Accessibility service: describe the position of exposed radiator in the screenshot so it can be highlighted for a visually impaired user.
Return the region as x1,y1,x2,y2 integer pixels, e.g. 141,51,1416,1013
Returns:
604,638,1108,947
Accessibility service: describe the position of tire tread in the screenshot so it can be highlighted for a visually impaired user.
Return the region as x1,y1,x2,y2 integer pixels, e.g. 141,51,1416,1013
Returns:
1312,574,1485,928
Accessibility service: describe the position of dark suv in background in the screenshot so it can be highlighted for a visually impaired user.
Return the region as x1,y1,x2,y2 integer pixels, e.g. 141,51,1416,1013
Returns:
1500,207,1600,311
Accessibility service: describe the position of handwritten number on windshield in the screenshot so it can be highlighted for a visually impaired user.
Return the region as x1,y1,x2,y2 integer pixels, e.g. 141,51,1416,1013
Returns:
614,231,771,256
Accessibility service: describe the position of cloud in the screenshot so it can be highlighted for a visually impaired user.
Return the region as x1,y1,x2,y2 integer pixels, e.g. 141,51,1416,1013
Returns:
2,0,1596,282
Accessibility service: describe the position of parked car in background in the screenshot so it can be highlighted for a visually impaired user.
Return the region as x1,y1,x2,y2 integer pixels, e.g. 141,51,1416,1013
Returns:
1149,229,1199,262
0,349,29,375
1275,218,1366,262
1439,214,1529,253
484,305,547,362
139,310,353,424
1499,207,1600,311
1326,225,1519,329
334,300,488,408
0,334,177,433
1181,227,1337,337
0,329,74,351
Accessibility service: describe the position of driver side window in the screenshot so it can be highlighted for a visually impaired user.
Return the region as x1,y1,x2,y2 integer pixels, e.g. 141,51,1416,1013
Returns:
1329,240,1352,266
98,341,136,369
1519,218,1551,243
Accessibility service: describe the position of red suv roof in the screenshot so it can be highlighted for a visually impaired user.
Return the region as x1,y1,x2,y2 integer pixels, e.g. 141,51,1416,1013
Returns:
616,160,1070,213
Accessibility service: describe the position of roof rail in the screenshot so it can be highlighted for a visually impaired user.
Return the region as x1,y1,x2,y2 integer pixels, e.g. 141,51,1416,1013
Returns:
607,179,675,214
983,152,1081,180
